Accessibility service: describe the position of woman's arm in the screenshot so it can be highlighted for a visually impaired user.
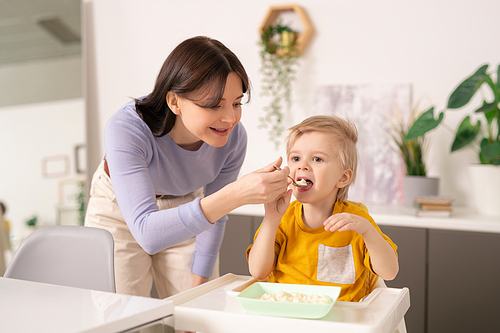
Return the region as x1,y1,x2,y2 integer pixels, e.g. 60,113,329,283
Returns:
199,157,290,223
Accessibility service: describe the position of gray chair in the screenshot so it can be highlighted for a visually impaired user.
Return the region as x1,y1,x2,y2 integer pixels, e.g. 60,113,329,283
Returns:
4,225,115,293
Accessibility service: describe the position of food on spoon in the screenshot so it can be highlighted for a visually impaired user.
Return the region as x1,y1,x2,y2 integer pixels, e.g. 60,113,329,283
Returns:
295,179,307,187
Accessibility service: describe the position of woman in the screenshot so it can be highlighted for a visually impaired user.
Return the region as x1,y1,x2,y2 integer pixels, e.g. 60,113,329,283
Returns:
85,36,289,298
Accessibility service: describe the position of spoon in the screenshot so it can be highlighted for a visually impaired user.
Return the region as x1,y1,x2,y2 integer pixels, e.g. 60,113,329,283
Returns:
273,165,307,187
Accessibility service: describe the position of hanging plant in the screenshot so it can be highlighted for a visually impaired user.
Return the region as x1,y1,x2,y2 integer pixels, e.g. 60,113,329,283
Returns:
258,23,299,149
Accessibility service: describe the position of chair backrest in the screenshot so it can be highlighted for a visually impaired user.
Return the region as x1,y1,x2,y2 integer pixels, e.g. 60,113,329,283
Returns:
4,225,115,293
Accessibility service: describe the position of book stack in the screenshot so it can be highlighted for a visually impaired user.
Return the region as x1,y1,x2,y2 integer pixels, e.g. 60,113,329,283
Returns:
414,195,454,217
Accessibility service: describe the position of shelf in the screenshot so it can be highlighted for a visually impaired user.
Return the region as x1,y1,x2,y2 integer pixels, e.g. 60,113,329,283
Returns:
259,4,314,56
229,203,500,234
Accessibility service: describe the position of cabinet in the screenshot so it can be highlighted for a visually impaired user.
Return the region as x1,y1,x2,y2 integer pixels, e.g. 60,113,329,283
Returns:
371,226,500,333
380,226,426,333
219,214,262,276
427,229,500,333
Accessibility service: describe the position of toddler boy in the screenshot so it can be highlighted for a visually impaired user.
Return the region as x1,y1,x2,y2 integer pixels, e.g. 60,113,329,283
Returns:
247,115,399,302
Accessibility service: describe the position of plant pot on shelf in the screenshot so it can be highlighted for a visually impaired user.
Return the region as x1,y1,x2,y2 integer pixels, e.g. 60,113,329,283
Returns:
469,164,500,216
403,176,440,206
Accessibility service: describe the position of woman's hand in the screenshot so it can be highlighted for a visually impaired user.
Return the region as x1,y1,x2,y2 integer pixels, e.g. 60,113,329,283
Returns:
234,157,290,205
192,273,209,288
199,157,290,223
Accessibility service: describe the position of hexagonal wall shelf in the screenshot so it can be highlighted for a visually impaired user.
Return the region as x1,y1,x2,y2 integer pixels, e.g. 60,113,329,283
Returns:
259,4,314,56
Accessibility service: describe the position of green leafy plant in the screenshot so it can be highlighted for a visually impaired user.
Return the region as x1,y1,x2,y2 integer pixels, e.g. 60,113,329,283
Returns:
405,63,500,165
390,105,429,176
25,215,38,227
76,181,85,226
259,23,299,149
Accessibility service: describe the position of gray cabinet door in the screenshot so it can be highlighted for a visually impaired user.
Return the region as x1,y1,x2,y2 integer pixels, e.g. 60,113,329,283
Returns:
220,215,263,276
381,226,427,333
428,229,500,333
220,214,252,276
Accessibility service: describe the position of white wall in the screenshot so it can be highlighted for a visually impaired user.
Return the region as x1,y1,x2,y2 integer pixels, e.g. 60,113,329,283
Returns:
0,98,85,241
84,0,500,207
0,50,83,244
0,56,82,108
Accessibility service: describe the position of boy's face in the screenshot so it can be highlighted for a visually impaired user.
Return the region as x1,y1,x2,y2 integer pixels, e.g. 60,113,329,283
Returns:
287,131,351,206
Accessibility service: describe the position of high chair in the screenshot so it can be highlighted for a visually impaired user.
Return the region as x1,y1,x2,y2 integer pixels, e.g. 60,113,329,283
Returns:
366,271,407,333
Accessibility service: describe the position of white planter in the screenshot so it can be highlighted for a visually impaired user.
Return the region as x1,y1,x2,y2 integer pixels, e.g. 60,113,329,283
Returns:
403,176,440,206
469,164,500,216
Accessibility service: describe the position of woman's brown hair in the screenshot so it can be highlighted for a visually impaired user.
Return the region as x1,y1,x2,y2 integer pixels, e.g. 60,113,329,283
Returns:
135,36,251,136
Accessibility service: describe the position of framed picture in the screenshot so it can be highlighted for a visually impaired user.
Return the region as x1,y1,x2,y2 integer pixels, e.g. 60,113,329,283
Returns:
314,84,412,205
41,155,69,178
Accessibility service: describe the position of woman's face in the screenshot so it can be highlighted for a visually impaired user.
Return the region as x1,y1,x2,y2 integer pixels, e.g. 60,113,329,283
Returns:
169,72,244,148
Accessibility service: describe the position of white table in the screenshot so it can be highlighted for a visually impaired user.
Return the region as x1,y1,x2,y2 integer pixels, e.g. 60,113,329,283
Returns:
0,277,174,333
167,274,410,333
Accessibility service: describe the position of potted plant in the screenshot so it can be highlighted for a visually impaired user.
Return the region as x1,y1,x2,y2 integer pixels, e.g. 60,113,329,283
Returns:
405,63,500,215
258,23,299,150
76,181,85,226
390,104,439,206
24,214,39,237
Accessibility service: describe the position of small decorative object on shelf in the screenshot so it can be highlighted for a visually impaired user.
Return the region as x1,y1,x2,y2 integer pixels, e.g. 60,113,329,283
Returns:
258,4,314,149
414,195,454,217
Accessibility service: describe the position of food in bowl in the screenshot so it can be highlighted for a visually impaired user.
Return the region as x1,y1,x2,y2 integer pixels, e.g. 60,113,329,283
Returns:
258,290,332,304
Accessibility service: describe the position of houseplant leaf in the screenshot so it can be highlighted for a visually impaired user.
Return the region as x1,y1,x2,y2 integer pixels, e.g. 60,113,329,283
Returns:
479,138,500,165
451,116,481,152
497,64,500,90
475,102,499,126
475,101,498,116
404,107,444,141
447,64,489,109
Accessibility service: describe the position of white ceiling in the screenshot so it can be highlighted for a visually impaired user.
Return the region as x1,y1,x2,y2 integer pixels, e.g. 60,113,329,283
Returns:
0,0,81,66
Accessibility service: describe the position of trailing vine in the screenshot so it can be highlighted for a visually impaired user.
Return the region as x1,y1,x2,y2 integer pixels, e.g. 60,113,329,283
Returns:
258,23,299,149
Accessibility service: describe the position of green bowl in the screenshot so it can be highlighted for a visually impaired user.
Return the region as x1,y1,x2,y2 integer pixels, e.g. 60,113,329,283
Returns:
236,282,341,319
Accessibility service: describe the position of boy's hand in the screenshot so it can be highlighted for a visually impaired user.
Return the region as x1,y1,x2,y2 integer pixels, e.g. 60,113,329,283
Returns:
323,213,372,235
264,188,293,220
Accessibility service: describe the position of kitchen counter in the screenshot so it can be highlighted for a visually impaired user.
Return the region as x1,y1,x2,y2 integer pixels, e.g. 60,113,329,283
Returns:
230,203,500,234
0,277,174,333
167,273,410,333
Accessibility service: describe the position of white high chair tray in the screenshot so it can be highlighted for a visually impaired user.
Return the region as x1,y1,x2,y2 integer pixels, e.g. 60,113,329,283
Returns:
166,273,410,333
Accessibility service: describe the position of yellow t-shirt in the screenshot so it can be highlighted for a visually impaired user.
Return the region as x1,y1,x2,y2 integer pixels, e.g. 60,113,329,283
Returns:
247,200,398,302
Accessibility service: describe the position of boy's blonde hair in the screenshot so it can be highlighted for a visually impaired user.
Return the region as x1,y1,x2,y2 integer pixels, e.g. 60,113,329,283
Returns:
285,115,359,202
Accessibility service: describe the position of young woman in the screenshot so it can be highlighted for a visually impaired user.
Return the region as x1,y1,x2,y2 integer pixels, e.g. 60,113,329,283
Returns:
85,36,290,298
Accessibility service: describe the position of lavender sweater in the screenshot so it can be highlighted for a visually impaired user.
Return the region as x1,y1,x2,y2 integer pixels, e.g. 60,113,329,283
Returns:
104,99,247,277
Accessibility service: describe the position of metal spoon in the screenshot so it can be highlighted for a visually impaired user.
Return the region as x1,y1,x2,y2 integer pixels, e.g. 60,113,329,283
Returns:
273,165,307,187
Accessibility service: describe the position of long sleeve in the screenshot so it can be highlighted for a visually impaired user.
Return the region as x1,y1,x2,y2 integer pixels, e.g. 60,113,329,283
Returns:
103,101,247,276
192,134,247,276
